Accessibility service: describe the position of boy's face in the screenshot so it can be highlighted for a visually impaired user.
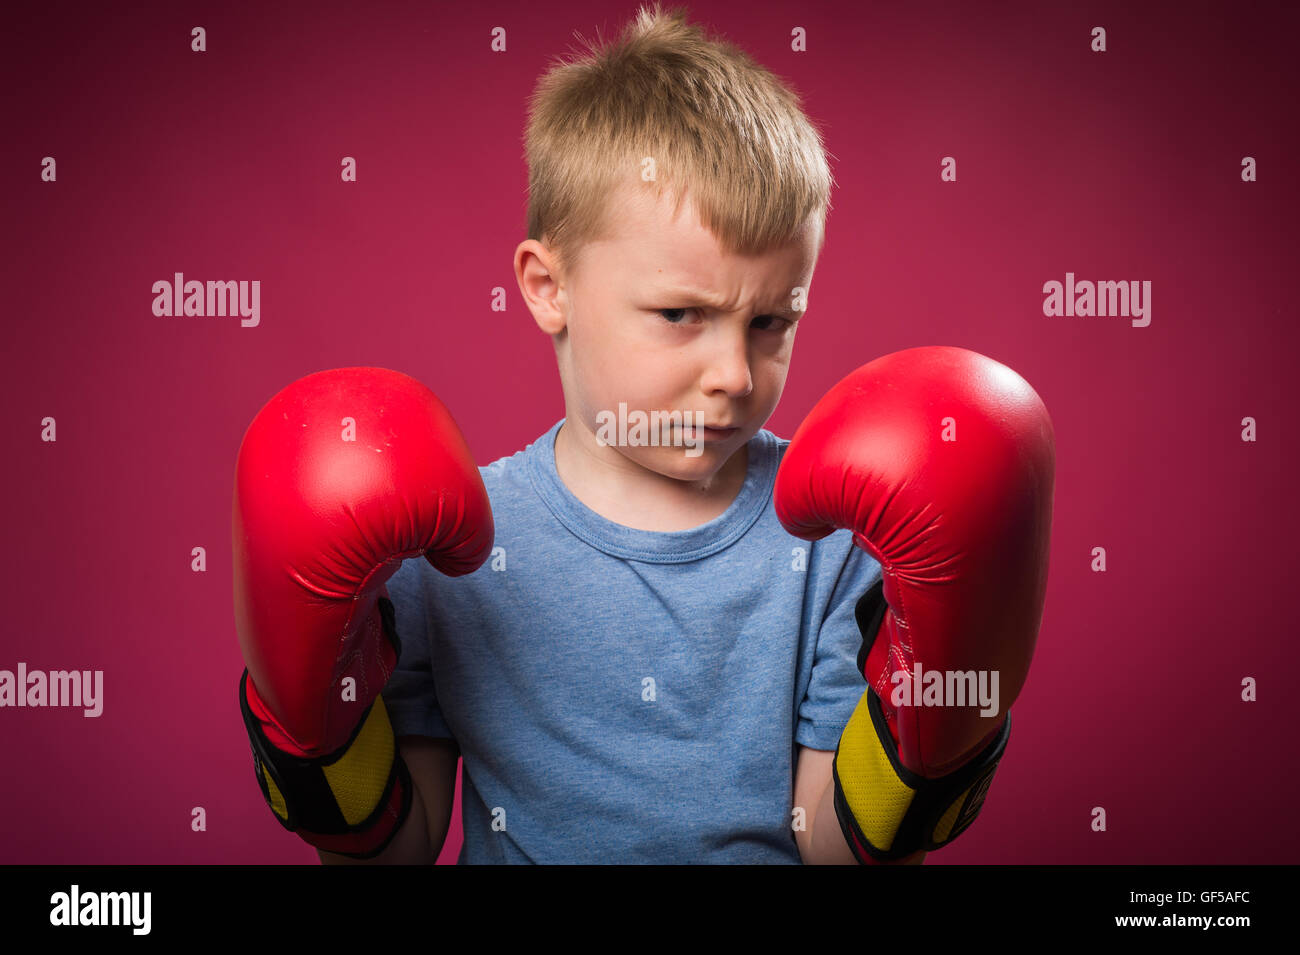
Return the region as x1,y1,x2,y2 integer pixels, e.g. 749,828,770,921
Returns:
516,180,820,485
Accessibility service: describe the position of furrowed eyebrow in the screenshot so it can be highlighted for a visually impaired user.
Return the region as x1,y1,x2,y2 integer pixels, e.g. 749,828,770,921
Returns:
652,286,802,317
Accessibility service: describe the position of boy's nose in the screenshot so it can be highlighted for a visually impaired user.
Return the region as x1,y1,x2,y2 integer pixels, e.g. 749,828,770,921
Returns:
699,333,754,398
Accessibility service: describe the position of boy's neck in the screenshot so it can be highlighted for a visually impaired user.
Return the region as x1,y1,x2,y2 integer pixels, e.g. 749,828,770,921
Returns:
553,420,750,532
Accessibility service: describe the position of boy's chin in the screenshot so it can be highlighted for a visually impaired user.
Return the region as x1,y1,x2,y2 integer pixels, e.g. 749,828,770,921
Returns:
628,441,742,481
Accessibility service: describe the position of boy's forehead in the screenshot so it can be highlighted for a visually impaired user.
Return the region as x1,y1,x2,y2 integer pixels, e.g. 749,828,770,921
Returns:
601,182,805,279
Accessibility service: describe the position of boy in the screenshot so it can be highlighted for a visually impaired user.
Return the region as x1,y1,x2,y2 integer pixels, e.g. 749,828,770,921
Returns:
233,4,1051,865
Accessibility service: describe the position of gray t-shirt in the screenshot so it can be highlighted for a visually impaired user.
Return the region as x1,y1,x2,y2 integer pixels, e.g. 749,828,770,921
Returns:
381,418,880,863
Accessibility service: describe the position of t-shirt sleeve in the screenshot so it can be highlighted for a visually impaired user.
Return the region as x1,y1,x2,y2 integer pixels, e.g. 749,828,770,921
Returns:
795,537,881,751
380,556,455,741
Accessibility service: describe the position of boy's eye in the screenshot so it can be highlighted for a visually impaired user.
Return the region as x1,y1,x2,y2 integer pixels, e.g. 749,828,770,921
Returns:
656,308,792,331
751,315,791,332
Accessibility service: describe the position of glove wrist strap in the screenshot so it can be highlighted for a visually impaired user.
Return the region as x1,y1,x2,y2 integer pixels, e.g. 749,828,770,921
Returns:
239,668,413,860
832,688,1010,863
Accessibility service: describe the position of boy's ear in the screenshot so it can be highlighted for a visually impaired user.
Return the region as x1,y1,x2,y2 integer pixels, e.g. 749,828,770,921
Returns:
514,238,567,336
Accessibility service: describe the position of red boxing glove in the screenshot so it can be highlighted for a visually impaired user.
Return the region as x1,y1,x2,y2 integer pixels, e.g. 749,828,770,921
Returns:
233,367,493,858
775,346,1054,863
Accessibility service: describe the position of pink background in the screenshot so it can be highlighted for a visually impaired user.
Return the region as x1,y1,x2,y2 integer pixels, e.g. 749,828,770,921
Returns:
3,0,1296,864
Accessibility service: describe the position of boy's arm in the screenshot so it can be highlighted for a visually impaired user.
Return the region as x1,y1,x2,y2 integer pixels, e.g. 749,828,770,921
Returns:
793,745,925,865
319,736,459,865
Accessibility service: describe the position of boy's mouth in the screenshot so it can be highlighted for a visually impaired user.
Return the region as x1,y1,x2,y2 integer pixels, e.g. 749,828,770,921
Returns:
681,423,740,439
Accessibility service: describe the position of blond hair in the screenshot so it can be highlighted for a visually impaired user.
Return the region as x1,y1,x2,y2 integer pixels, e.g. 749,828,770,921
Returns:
524,3,835,278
